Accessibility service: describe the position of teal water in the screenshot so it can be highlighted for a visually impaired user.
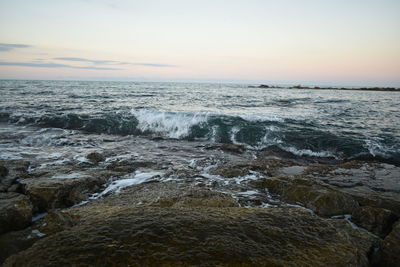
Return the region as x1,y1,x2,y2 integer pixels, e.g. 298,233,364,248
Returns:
1,80,399,164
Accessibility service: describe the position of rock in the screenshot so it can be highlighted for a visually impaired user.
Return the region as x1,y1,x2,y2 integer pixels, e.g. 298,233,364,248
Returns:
304,161,400,216
3,206,376,266
0,192,33,234
0,228,40,264
237,157,297,176
106,160,155,173
0,166,8,178
94,182,239,209
340,187,400,217
379,221,400,266
352,206,398,238
86,152,104,163
0,160,30,177
106,164,136,173
7,183,22,193
213,167,248,178
38,211,77,235
20,176,106,212
0,184,7,193
0,160,30,192
252,177,359,216
220,143,246,153
0,211,77,265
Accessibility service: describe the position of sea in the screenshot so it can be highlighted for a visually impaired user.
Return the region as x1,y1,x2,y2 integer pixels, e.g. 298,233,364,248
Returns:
0,80,399,165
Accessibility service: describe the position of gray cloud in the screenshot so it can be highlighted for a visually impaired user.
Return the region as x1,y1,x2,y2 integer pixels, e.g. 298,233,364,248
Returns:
0,43,32,52
0,61,120,70
54,57,127,65
133,63,176,67
55,57,176,68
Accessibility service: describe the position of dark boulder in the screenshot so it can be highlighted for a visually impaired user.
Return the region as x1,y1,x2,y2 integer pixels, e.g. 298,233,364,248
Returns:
0,192,33,234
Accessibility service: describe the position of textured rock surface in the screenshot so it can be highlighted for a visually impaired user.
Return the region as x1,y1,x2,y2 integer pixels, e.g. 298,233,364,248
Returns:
4,208,375,267
212,167,248,178
252,177,359,216
0,165,8,178
0,192,33,234
0,227,40,264
305,161,400,216
0,160,30,193
3,183,377,266
379,221,400,266
86,152,104,163
20,176,105,212
352,206,398,238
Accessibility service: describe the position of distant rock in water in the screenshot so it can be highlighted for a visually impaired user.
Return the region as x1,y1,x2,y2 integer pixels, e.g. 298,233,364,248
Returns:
249,84,400,91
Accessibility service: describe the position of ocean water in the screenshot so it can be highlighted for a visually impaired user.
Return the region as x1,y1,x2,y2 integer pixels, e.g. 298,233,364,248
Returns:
1,80,399,165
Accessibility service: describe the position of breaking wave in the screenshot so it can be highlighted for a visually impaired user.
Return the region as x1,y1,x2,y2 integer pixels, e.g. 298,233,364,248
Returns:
1,109,399,165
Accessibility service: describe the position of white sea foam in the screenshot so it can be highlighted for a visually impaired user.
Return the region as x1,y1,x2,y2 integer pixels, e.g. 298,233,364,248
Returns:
30,229,46,238
131,109,208,138
238,114,284,123
31,212,48,222
20,129,74,147
94,171,163,198
29,158,71,172
104,153,139,163
0,152,23,160
331,214,364,230
52,172,91,179
364,137,397,158
283,146,337,158
73,155,92,164
236,190,259,197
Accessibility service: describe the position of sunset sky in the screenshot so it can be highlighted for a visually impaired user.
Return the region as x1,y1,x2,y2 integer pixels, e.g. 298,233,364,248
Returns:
0,0,399,86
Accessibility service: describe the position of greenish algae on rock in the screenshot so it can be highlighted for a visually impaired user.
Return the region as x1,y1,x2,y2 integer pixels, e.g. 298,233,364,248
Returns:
352,206,398,238
378,221,400,266
3,182,377,267
251,176,359,216
0,192,33,234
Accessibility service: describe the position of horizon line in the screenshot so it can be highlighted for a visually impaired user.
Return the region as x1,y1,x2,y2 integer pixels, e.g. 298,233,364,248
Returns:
0,78,399,88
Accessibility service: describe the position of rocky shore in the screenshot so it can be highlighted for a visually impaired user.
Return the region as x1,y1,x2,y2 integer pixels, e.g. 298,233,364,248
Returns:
249,84,400,91
1,127,400,266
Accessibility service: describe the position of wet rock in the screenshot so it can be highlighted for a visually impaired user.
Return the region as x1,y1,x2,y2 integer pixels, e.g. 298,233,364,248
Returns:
0,210,78,265
0,165,8,178
20,176,106,212
238,157,297,176
379,221,400,266
0,160,30,177
0,228,40,264
0,184,7,193
4,206,375,266
94,182,239,209
213,167,248,178
106,160,136,173
106,160,155,173
220,143,246,153
6,183,22,193
278,165,305,176
157,188,239,208
352,206,398,238
0,160,30,192
305,161,400,216
341,187,400,217
86,152,104,163
38,211,78,235
0,192,33,234
252,177,359,216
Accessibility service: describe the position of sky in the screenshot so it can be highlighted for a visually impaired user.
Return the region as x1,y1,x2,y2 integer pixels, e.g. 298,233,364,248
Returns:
0,0,399,86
